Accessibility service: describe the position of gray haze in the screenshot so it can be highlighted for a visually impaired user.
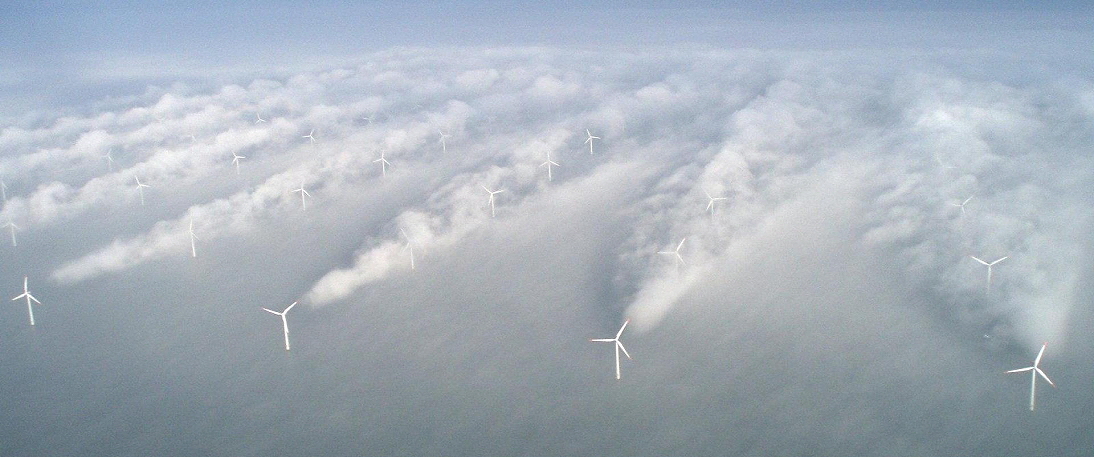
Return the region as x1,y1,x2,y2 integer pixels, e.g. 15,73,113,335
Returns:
1,44,1094,455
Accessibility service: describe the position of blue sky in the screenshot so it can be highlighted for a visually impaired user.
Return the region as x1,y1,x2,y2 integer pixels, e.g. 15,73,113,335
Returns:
5,1,1092,120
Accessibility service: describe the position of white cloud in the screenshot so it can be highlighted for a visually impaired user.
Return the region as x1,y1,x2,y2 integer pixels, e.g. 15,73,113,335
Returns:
0,47,1082,358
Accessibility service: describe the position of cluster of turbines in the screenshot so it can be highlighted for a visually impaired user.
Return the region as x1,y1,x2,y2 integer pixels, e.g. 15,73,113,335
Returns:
1,107,1057,414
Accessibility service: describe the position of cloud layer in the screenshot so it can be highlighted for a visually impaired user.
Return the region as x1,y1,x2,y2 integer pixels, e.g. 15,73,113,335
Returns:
2,46,1094,455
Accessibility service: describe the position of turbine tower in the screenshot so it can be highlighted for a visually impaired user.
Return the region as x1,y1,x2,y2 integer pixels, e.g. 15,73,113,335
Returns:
481,185,505,218
1,178,7,201
540,150,560,182
658,238,686,268
3,220,17,247
134,175,151,206
1006,342,1056,411
584,129,600,154
373,149,391,177
262,301,298,351
188,217,199,258
590,319,632,380
11,276,42,326
970,255,1007,292
231,152,245,175
292,181,312,210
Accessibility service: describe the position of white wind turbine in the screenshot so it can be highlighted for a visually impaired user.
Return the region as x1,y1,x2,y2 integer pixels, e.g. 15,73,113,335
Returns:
373,149,391,177
951,196,973,215
362,114,374,125
262,301,298,351
1006,342,1056,411
255,113,267,123
439,131,450,153
134,175,151,206
104,150,115,173
970,255,1007,292
659,238,686,268
482,185,505,218
302,129,316,143
231,152,245,175
3,220,17,247
400,228,416,270
11,276,42,326
590,319,632,380
188,217,199,258
292,181,312,210
704,189,727,219
584,129,600,154
540,150,560,181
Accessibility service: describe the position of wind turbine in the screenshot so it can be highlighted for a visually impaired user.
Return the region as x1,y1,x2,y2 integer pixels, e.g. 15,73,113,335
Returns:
400,228,416,270
373,149,391,177
704,190,727,219
134,175,151,206
231,152,245,175
951,196,973,215
439,131,450,154
540,150,560,181
188,217,198,258
292,181,312,210
11,276,41,326
255,113,267,123
584,129,600,154
482,185,505,218
970,255,1007,292
1006,342,1056,411
302,129,316,143
362,114,374,125
3,220,17,247
590,319,632,380
658,238,686,268
104,150,115,173
262,301,298,351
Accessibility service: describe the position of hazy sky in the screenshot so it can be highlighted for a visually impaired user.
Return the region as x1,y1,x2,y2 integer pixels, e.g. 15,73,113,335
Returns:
2,3,1094,456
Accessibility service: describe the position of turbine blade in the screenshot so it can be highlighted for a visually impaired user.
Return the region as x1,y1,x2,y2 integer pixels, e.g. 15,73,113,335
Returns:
1005,367,1034,373
991,256,1008,265
590,338,614,342
12,293,26,301
1036,368,1055,387
262,308,280,315
970,256,989,266
616,319,629,338
676,238,686,251
28,293,40,304
617,341,632,360
284,301,298,313
1034,343,1047,366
